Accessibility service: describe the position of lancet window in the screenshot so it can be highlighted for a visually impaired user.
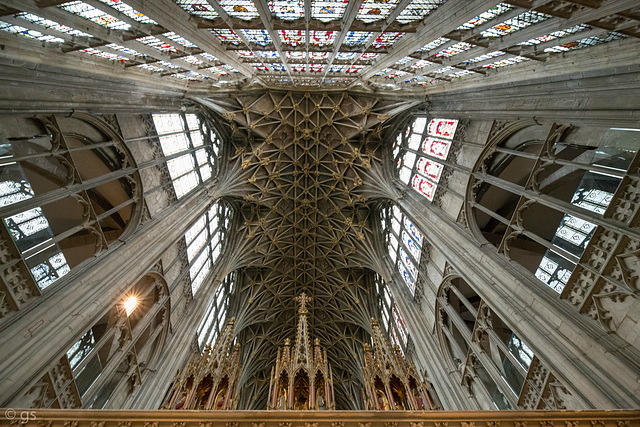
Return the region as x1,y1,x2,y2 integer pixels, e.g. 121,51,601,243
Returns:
394,115,459,201
152,113,220,199
15,272,170,409
197,272,234,350
382,205,423,296
435,275,580,410
375,274,409,355
467,121,640,333
0,114,141,320
184,201,230,295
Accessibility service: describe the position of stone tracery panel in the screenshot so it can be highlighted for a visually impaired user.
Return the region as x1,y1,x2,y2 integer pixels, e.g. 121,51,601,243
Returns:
0,113,144,321
465,120,640,337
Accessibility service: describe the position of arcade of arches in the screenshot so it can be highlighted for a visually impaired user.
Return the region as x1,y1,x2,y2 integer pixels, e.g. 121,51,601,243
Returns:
0,0,639,426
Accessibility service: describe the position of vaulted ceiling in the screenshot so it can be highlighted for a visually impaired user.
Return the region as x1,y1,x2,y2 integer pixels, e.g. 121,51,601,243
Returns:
0,0,638,91
201,90,416,409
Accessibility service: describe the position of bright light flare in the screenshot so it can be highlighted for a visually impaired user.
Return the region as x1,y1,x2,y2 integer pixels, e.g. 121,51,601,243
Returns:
124,295,138,316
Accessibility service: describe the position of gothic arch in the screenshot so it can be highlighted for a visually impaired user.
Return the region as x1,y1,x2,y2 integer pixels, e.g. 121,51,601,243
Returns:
435,274,583,410
0,113,144,320
464,119,640,337
13,271,170,410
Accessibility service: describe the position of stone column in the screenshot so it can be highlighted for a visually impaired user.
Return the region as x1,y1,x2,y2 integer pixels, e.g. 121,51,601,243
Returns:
0,183,221,407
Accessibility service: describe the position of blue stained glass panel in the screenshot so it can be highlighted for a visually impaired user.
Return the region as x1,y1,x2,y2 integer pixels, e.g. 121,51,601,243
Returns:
402,230,421,262
403,217,423,245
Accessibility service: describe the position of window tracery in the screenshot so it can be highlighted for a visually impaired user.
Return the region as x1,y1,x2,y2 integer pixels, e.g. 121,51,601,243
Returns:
197,271,234,350
375,274,409,355
466,121,640,333
382,205,423,296
0,113,142,319
184,201,230,296
15,272,170,409
152,113,220,199
394,115,458,201
435,275,580,410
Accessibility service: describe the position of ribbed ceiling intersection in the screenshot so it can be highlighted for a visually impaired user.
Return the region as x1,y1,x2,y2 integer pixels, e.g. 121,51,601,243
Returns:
201,90,417,409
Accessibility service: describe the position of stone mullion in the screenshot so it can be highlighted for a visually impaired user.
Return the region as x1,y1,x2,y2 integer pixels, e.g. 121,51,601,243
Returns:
494,146,627,180
181,113,205,186
95,197,137,223
469,303,522,409
443,298,521,408
438,311,469,365
0,167,137,220
0,140,119,167
52,116,110,257
475,170,640,242
493,125,553,258
400,188,639,407
560,148,640,331
483,327,528,380
81,292,169,408
381,249,477,410
447,284,479,320
470,192,584,267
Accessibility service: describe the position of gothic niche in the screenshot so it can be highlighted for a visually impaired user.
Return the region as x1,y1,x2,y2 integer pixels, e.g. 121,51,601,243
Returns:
162,318,241,410
361,319,436,410
267,293,335,410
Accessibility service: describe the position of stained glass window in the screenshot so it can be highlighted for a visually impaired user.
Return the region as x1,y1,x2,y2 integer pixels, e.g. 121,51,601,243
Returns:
343,31,372,47
270,0,303,20
392,304,408,346
372,32,404,48
153,113,217,199
481,10,551,38
457,3,514,30
280,30,305,46
357,0,399,23
16,13,92,37
336,52,357,60
218,0,258,19
197,273,233,349
435,42,474,58
211,29,242,45
543,32,626,53
396,115,458,202
96,0,156,24
374,275,408,354
176,1,219,19
417,37,448,53
309,31,335,46
241,29,271,46
396,0,445,23
312,0,348,21
382,205,424,296
518,25,589,47
59,1,131,30
485,56,529,69
67,329,96,371
0,21,65,43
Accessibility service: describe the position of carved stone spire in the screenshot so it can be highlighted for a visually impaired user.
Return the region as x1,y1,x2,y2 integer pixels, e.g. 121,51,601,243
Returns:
267,293,334,410
293,293,312,372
